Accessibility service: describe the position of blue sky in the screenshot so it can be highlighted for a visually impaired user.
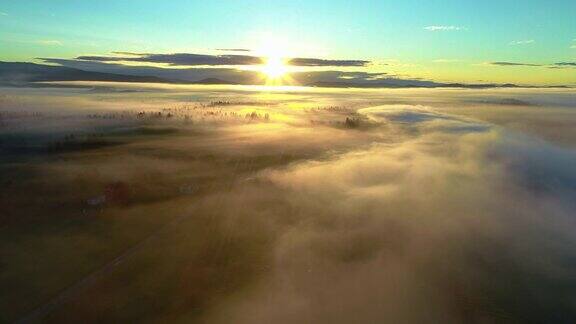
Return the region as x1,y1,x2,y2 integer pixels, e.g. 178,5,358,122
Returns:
1,0,575,84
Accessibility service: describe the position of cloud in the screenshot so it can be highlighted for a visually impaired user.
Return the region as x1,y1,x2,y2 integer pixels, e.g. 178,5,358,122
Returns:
290,57,370,67
74,52,370,67
215,48,251,52
486,61,576,70
37,40,62,46
37,58,384,85
433,59,461,63
336,71,387,80
488,61,541,67
39,58,260,84
18,58,541,88
510,40,535,45
19,55,566,88
0,11,7,16
424,26,465,31
110,51,149,56
551,62,576,69
76,53,261,65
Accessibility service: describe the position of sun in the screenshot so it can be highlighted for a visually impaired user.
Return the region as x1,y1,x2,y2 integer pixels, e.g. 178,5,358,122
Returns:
254,40,293,85
261,56,288,79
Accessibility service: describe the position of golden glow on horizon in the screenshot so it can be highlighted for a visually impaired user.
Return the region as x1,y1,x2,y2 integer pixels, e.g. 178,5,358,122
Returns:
253,39,295,86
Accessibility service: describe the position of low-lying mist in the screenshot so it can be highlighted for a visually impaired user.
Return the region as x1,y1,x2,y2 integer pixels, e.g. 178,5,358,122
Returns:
1,85,575,323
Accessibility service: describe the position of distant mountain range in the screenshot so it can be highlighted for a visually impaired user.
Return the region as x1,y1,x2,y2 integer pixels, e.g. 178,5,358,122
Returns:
0,61,568,89
309,81,568,89
0,62,174,84
0,62,239,86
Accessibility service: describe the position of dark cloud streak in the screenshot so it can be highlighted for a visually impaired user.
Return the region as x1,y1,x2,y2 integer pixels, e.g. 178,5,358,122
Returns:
215,48,251,52
489,62,542,67
74,52,370,67
552,62,576,69
38,58,380,84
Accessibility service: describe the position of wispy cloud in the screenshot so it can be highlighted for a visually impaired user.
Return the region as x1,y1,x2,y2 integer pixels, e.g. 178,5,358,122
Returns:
215,48,251,52
111,51,149,56
552,62,576,69
37,40,63,46
510,40,535,45
35,57,429,86
488,61,541,67
487,61,576,69
433,59,461,63
74,52,370,67
424,26,465,31
0,11,8,16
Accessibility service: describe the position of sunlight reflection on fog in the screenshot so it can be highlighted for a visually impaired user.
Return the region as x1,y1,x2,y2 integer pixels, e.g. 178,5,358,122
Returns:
1,85,576,323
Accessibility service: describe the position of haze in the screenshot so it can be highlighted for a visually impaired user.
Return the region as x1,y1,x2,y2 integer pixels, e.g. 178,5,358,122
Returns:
1,1,576,323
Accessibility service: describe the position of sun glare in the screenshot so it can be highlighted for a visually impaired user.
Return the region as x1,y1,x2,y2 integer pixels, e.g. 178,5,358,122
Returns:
254,39,293,85
261,56,287,79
